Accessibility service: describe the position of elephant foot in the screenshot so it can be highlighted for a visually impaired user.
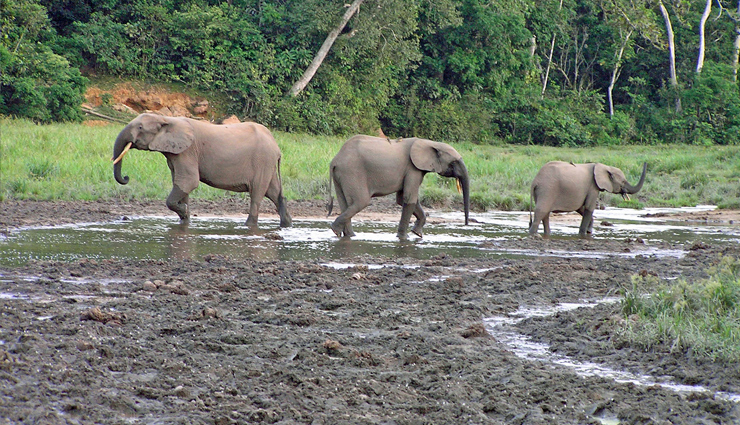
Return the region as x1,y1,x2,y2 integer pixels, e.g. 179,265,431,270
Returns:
179,217,190,225
330,222,344,238
279,216,292,228
396,231,408,240
411,226,423,238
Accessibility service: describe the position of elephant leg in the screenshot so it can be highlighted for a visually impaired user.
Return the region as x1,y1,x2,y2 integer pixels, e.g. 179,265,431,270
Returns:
397,202,416,240
246,188,265,227
330,182,362,238
331,193,368,238
266,174,292,227
396,194,426,237
529,208,550,236
578,209,594,237
166,186,191,223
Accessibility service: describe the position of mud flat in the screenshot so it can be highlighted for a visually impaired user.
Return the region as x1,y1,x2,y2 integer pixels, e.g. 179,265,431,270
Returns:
1,200,739,424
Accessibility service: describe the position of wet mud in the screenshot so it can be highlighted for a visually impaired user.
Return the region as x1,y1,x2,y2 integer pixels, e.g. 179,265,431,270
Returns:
1,200,740,424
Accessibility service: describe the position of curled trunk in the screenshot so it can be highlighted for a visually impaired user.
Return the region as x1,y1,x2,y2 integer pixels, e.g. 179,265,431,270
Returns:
113,126,131,185
624,162,647,194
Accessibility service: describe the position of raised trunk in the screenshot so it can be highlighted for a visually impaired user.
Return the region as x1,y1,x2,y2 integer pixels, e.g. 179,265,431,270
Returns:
113,127,131,185
624,162,647,194
456,161,470,225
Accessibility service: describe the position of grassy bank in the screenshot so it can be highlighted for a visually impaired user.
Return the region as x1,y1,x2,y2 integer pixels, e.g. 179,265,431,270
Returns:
2,118,739,210
621,256,740,362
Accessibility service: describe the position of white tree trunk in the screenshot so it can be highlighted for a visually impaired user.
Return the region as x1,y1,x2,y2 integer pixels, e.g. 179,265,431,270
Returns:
608,30,632,117
541,0,563,97
734,0,740,81
696,0,712,73
288,0,364,97
659,0,681,112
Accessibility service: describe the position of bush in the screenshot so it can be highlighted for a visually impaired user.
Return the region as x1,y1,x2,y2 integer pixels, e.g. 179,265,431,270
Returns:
0,0,87,123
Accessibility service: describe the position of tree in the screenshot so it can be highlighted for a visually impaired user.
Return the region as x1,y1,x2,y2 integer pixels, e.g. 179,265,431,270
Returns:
696,0,713,73
658,0,681,112
288,0,364,96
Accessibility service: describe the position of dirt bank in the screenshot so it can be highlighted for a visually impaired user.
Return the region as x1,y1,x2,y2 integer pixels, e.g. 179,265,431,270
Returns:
1,200,739,424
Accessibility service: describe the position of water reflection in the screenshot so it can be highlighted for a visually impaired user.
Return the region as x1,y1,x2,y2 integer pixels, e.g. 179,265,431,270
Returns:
0,206,738,266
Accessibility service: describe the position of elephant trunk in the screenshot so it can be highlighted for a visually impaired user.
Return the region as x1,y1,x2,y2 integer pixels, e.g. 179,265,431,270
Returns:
456,160,470,225
113,126,132,185
624,162,647,194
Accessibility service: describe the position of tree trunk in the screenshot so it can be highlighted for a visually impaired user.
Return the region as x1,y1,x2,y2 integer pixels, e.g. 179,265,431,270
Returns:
541,0,563,97
287,0,364,97
659,0,681,112
696,0,712,73
734,0,740,81
608,30,632,117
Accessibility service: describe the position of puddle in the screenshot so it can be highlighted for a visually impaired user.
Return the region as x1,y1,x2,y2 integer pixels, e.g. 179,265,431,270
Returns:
484,299,740,404
1,206,738,266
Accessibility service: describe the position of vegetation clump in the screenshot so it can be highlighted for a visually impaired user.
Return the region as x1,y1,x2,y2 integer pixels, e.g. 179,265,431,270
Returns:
620,256,740,362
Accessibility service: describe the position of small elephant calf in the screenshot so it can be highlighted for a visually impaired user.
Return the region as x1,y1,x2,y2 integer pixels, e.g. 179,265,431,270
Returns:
529,161,647,237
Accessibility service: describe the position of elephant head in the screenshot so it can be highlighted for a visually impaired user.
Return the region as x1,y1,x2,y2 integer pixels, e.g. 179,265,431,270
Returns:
112,113,196,185
594,162,647,200
410,139,470,225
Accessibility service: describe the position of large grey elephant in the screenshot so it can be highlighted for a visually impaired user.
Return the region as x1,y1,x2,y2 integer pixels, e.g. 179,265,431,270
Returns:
112,113,291,227
529,161,647,237
328,135,470,239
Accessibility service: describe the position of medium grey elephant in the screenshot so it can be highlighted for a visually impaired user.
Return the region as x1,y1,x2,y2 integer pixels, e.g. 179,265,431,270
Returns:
112,113,292,227
327,135,470,239
529,161,647,237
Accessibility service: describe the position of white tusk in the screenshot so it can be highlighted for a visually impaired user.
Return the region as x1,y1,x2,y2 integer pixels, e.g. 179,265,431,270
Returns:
112,142,133,164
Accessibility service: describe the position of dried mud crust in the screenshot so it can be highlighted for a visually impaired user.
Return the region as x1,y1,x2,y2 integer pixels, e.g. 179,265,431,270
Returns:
1,200,739,424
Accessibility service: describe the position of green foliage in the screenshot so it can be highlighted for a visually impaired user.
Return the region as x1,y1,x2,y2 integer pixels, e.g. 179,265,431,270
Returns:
6,0,740,145
620,256,740,362
0,0,87,122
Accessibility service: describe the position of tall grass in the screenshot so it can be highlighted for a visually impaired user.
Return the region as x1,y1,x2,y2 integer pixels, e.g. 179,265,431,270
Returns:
2,117,739,210
620,256,740,362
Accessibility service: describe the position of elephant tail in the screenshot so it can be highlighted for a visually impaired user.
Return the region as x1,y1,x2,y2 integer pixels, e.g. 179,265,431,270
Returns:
326,166,334,217
529,185,534,227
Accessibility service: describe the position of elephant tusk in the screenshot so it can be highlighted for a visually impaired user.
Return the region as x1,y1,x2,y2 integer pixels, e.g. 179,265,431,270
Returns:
622,193,631,201
112,142,133,164
456,179,462,194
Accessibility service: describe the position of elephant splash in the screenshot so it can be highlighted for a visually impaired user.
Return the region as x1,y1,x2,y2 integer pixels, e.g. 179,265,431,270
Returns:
529,161,647,237
327,135,470,239
113,113,292,228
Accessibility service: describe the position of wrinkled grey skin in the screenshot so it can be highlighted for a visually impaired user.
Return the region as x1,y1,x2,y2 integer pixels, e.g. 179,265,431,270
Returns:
529,161,647,237
327,135,470,239
113,113,291,227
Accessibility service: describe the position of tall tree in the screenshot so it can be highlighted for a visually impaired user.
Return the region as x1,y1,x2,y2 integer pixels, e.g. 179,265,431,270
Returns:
288,0,364,96
696,0,713,73
658,0,681,112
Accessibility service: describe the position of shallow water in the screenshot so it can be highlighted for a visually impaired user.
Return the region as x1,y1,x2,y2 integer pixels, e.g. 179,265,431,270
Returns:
1,206,738,266
483,299,740,404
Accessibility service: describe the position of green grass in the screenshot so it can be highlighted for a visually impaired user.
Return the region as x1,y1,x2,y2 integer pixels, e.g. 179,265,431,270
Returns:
2,117,739,211
619,256,740,362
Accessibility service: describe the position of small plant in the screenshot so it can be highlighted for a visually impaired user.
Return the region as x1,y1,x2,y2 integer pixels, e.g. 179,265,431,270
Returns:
619,256,740,362
26,160,59,180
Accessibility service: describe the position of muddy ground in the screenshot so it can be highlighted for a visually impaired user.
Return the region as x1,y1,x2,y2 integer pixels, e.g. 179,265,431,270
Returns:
1,199,740,424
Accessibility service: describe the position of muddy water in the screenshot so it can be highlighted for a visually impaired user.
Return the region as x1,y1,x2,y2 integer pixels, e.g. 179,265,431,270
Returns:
1,206,739,266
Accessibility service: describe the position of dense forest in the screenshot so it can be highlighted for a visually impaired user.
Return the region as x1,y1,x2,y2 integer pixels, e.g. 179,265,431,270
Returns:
2,0,740,145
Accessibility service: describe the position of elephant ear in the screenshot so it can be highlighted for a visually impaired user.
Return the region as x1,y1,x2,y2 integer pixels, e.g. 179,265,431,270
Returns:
594,163,615,192
410,139,450,173
149,118,195,154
